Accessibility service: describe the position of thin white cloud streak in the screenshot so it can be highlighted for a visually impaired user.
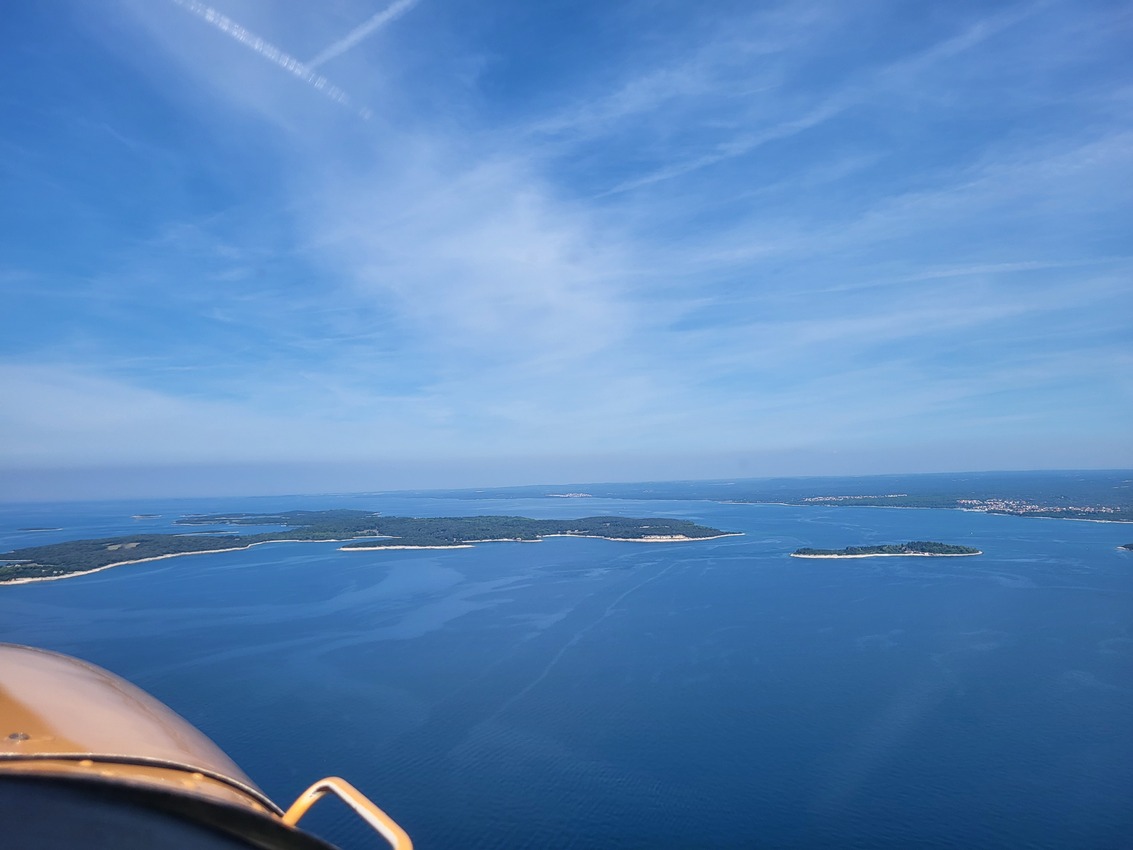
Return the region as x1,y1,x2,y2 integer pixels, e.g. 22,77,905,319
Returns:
170,0,371,118
306,0,421,69
599,98,848,197
890,258,1127,285
877,0,1046,79
637,125,1133,293
597,2,1042,196
526,0,846,143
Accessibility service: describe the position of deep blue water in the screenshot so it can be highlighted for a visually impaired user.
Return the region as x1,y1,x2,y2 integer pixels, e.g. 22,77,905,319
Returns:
1,491,1131,848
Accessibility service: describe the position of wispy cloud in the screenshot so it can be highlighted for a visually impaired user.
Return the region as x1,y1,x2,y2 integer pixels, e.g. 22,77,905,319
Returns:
3,0,1130,490
585,1,1045,196
598,97,849,197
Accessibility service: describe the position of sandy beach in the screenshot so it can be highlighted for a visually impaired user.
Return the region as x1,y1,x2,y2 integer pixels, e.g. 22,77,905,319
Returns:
0,537,386,586
544,532,744,543
0,546,259,586
339,544,475,551
2,529,743,587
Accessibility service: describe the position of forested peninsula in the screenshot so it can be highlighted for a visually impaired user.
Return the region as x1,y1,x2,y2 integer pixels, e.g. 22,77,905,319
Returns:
791,541,981,558
0,510,737,584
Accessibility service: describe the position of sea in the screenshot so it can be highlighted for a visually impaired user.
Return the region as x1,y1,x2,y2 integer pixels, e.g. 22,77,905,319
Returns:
1,484,1131,849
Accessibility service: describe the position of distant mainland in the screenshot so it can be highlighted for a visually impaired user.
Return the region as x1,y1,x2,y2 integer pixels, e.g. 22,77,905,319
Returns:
430,471,1133,523
0,510,739,585
791,541,981,558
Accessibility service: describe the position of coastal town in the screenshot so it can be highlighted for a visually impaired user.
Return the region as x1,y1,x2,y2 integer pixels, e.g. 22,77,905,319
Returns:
789,493,1127,521
956,499,1123,517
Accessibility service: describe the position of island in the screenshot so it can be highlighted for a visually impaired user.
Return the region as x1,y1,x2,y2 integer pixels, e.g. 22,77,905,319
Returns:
0,510,739,584
791,541,981,558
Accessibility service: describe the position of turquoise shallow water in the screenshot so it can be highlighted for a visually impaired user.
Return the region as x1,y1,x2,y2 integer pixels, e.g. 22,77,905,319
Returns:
1,492,1131,848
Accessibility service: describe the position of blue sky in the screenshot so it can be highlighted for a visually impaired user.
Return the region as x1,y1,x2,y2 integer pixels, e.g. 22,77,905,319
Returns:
1,0,1130,498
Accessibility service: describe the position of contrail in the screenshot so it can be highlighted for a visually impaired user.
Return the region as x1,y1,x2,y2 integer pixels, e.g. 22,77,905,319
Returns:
306,0,420,69
171,0,372,119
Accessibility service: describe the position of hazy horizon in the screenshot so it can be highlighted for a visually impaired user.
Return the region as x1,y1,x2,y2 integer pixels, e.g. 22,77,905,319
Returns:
2,461,1130,503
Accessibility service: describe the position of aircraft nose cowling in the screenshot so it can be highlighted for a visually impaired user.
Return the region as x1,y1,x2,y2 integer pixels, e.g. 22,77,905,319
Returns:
0,642,275,814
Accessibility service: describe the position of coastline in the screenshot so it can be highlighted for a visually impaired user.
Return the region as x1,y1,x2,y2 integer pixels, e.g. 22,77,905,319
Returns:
723,501,1131,523
339,544,475,551
790,550,982,559
342,531,744,550
1,530,742,586
1005,514,1132,524
543,532,744,543
0,536,386,587
0,545,260,586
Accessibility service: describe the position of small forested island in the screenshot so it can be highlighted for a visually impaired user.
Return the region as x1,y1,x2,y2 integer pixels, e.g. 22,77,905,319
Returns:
791,541,981,558
0,510,738,584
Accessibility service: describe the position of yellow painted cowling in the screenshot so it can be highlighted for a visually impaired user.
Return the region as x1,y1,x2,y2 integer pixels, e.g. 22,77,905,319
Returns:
0,644,411,850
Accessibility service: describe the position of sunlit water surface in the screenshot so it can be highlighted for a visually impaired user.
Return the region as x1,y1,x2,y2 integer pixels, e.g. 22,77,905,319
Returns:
1,493,1130,849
